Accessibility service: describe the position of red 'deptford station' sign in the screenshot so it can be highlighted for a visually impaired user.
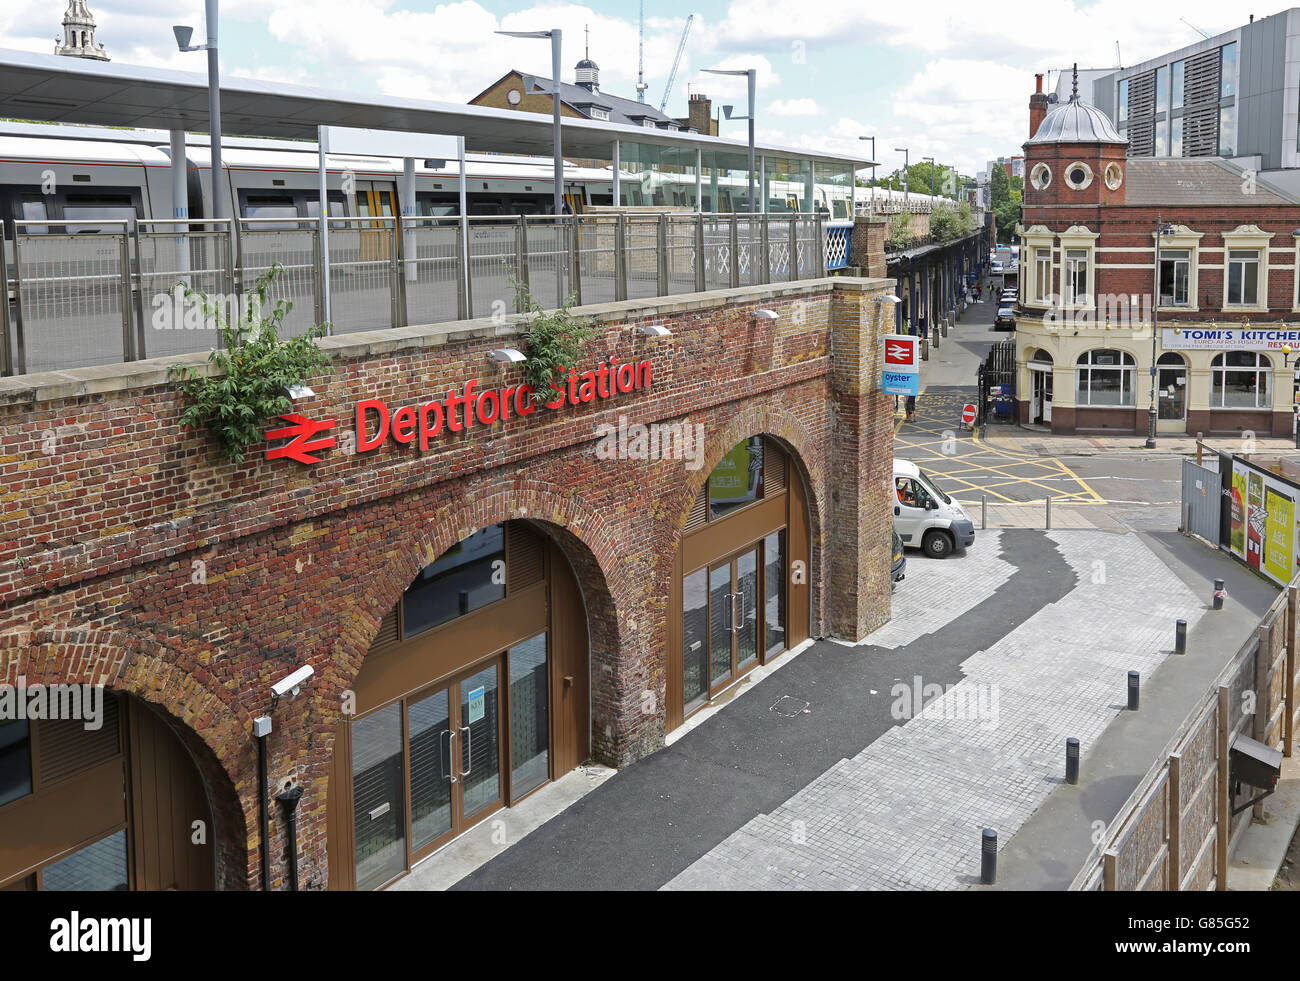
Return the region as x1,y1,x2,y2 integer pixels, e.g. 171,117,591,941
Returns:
265,356,653,465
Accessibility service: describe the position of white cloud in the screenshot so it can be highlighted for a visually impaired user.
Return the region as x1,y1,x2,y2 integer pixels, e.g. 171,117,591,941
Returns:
768,97,821,116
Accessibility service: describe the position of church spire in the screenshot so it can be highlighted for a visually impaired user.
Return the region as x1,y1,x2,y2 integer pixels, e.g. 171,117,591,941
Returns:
55,0,110,61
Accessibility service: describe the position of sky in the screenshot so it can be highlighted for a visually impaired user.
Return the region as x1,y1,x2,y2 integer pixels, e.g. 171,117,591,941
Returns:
2,1,1287,177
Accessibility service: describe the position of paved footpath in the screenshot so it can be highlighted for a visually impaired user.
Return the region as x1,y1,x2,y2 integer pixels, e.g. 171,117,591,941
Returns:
664,530,1204,890
454,528,1217,891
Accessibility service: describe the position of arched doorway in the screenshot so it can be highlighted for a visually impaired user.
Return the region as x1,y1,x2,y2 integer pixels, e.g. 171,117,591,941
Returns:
667,435,812,731
1028,350,1053,426
0,694,215,890
1157,352,1188,432
327,519,591,890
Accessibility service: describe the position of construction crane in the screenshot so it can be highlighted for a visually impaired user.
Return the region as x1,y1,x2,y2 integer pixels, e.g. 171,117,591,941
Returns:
1181,16,1211,39
659,14,695,113
636,0,648,103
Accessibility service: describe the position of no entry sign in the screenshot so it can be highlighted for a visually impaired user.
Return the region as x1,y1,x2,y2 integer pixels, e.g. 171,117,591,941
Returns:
962,404,977,426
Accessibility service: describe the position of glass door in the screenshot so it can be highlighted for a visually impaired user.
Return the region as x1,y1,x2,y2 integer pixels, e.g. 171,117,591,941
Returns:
457,661,502,824
351,702,407,891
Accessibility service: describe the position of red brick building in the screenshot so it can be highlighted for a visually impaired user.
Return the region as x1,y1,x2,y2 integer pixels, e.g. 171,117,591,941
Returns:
0,277,896,891
1015,74,1300,437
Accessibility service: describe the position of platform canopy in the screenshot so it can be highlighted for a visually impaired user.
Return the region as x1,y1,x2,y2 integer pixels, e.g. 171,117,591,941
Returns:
0,48,872,169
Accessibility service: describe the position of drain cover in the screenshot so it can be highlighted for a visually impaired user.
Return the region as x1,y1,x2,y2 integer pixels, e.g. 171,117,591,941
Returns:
770,695,809,717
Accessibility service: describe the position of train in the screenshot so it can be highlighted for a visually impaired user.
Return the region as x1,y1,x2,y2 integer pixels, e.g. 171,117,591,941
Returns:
0,121,857,239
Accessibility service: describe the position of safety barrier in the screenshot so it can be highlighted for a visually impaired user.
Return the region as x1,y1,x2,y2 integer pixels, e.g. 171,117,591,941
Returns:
0,212,833,377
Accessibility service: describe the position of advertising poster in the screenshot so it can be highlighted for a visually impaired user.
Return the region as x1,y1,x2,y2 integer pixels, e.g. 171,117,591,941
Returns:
1246,471,1265,571
1230,471,1246,557
1265,487,1294,583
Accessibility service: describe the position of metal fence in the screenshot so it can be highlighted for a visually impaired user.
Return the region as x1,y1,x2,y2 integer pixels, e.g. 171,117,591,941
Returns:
1181,459,1223,543
1,211,832,377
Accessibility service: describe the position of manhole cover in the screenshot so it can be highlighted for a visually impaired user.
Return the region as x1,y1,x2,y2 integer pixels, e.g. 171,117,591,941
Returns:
770,695,809,717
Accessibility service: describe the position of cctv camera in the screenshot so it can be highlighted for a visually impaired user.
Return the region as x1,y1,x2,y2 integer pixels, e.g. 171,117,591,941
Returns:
270,664,314,701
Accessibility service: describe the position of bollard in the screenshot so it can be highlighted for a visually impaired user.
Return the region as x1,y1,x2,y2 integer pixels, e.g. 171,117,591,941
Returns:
1127,670,1140,710
980,828,997,885
1175,618,1187,655
981,494,987,531
1182,503,1192,536
1065,738,1080,785
1213,578,1225,611
1045,496,1052,530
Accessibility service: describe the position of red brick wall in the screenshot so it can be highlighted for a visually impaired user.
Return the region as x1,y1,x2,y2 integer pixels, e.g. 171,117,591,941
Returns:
0,277,894,889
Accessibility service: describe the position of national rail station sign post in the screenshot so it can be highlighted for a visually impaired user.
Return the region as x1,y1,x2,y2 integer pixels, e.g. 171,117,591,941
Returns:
882,333,920,397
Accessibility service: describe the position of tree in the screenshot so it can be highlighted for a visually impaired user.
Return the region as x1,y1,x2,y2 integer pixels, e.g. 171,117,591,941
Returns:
989,165,1020,243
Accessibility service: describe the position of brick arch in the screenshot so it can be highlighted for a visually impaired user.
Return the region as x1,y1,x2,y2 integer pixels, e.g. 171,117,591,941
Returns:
0,625,249,889
662,403,827,558
653,403,829,635
315,481,632,756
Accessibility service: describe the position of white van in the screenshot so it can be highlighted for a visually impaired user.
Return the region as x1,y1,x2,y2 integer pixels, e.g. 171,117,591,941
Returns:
892,458,976,558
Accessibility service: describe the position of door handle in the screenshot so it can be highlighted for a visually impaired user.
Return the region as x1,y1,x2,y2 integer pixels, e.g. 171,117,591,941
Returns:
443,727,456,784
563,675,574,688
460,725,472,777
894,506,901,515
368,802,391,820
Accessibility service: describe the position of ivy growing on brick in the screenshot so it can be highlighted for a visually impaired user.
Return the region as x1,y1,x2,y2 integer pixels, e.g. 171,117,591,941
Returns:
171,263,331,464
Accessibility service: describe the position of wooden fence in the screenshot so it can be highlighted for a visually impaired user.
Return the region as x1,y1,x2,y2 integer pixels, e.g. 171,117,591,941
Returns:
1070,580,1299,890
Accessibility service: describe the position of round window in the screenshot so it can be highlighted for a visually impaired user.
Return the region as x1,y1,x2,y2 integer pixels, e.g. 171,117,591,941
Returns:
1065,161,1094,190
507,88,522,105
1030,162,1052,190
1104,162,1124,190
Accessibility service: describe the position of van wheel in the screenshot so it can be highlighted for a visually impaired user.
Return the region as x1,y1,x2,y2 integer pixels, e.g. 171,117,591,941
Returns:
922,530,954,559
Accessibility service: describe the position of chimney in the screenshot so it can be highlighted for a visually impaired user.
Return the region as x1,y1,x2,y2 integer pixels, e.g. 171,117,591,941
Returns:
1029,72,1048,140
688,93,714,135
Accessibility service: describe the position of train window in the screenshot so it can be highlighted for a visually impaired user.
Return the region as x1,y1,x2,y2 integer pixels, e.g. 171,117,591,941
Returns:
61,201,136,234
417,194,458,218
832,199,849,219
302,194,347,219
19,200,49,234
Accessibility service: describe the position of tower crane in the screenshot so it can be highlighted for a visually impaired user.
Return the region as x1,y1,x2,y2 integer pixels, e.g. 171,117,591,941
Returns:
659,14,695,113
636,0,648,103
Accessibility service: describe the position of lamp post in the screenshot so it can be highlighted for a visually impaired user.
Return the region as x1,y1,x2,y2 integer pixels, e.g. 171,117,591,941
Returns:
923,155,935,204
859,136,876,215
1147,214,1176,449
496,29,564,219
895,147,909,209
173,0,223,220
704,68,756,213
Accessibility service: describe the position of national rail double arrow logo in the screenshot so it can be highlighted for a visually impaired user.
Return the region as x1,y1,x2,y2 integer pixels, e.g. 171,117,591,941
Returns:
885,341,915,366
265,414,338,465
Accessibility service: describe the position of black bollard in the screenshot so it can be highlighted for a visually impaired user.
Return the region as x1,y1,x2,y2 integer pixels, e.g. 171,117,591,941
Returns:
1175,618,1187,655
1065,738,1080,785
1127,670,1140,711
980,828,997,885
1213,579,1225,611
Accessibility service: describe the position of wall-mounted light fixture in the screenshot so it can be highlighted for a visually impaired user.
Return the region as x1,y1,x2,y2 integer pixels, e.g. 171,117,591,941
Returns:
875,294,902,305
487,348,526,362
637,324,672,337
284,384,315,400
754,309,779,321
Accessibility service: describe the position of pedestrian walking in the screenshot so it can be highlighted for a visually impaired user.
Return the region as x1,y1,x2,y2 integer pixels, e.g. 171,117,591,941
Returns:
905,394,916,422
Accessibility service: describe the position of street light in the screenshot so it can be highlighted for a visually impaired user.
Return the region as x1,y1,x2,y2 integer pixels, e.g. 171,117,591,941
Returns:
859,136,876,215
496,29,564,219
923,156,935,204
1147,214,1177,449
703,67,756,213
895,147,909,209
173,1,223,220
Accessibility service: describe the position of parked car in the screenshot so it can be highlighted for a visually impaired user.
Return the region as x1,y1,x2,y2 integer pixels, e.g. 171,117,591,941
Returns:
893,458,975,558
891,528,906,585
991,260,1004,274
1000,288,1017,303
994,305,1016,330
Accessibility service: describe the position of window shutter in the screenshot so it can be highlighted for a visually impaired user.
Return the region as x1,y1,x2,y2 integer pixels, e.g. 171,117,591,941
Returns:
685,489,708,532
371,607,399,651
764,442,787,494
507,522,544,592
37,694,120,787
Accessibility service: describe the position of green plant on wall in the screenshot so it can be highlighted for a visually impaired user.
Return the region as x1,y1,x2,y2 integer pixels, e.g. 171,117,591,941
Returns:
888,210,914,245
509,278,597,403
172,263,331,463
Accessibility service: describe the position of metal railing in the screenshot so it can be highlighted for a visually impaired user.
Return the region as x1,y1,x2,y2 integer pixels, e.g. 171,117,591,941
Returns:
1,211,833,377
